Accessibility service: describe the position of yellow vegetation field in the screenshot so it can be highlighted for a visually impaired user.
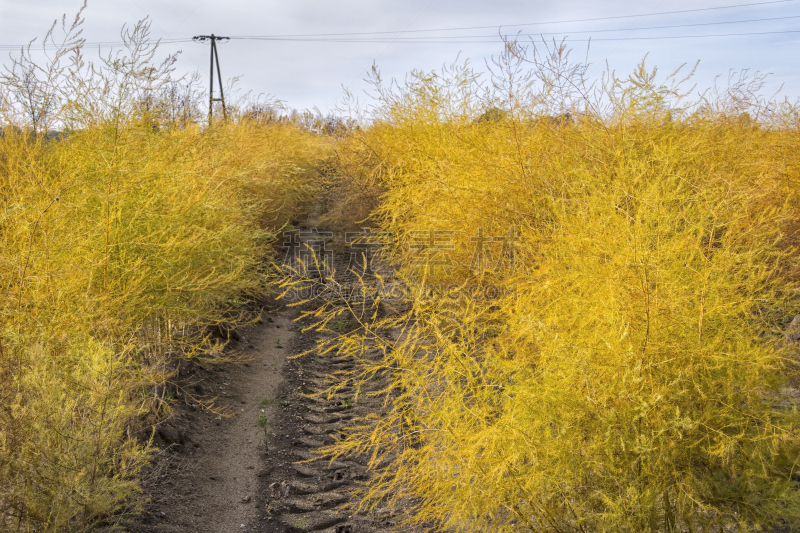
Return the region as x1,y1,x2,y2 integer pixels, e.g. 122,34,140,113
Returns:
5,14,800,530
0,17,330,530
314,44,800,531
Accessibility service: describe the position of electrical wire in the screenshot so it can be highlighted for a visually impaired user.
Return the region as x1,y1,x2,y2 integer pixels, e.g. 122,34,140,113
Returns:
0,38,194,51
0,0,797,50
267,29,799,44
231,0,797,38
229,15,800,42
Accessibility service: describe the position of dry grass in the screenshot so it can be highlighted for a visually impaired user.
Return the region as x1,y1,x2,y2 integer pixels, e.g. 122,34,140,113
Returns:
0,12,330,531
300,42,800,531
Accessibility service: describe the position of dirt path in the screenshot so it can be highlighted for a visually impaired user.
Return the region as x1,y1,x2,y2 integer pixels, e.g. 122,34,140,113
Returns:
126,225,406,533
252,307,401,533
126,306,300,533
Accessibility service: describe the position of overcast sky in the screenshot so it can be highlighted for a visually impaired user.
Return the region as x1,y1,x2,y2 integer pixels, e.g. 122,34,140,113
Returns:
1,0,799,113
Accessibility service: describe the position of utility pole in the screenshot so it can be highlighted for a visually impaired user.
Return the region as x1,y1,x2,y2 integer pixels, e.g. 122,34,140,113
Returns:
192,34,229,126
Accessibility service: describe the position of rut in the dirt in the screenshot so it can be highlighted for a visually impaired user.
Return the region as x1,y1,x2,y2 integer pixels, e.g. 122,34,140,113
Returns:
254,327,397,532
253,226,409,533
127,225,415,533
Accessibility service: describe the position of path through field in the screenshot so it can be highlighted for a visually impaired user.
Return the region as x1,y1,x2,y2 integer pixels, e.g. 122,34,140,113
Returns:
126,224,402,533
125,307,295,532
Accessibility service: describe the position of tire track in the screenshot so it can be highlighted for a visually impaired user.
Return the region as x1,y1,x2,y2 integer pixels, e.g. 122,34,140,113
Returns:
252,229,404,533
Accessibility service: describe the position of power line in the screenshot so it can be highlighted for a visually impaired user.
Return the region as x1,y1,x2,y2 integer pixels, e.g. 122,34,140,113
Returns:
0,0,797,51
2,27,798,50
0,38,194,51
227,15,800,42
229,0,797,38
332,29,800,44
2,26,798,50
562,28,800,40
227,29,800,44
